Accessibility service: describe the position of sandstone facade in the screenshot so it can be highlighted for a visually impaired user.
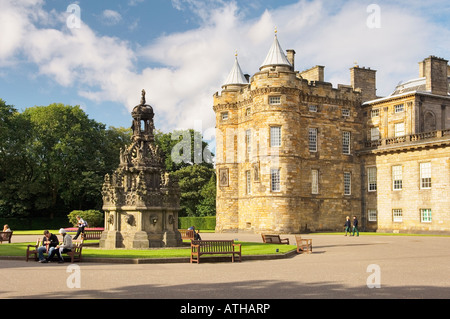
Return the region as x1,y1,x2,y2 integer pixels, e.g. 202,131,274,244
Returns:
214,35,450,234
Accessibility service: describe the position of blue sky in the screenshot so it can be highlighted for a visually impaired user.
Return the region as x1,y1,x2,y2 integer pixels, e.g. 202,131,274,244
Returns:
1,0,449,136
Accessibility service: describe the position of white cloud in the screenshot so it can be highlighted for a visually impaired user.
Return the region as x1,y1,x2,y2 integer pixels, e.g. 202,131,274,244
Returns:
0,0,449,134
128,0,144,6
101,9,122,26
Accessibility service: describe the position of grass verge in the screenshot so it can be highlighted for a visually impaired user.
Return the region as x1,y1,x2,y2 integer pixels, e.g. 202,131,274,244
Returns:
0,241,296,259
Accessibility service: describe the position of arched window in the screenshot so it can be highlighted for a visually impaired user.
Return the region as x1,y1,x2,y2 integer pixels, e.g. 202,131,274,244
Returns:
423,111,436,132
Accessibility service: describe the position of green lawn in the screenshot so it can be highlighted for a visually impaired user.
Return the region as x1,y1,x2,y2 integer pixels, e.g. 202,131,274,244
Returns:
0,241,296,259
12,230,448,237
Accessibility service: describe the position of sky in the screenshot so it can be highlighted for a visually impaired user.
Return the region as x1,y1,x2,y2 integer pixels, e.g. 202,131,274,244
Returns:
1,0,449,139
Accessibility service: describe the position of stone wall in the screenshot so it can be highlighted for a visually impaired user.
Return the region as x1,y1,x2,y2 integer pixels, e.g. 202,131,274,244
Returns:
362,146,450,233
214,53,450,234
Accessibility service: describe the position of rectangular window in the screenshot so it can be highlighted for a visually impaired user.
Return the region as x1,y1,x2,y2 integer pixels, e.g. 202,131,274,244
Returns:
392,165,402,190
309,105,318,112
221,112,229,121
393,209,403,222
344,172,351,195
343,131,351,154
271,169,281,192
311,169,319,194
395,122,405,137
368,209,377,222
309,128,318,152
342,109,350,117
370,127,380,141
269,96,281,105
371,109,380,118
420,209,432,223
420,162,431,189
367,167,377,192
270,126,281,147
246,170,251,194
245,129,252,156
394,104,404,113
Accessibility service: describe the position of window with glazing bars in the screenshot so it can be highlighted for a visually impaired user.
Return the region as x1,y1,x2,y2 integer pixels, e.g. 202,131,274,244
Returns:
246,170,251,194
420,162,431,189
311,169,319,194
392,165,402,190
421,209,432,223
344,172,351,195
343,131,351,154
309,128,317,152
270,126,281,147
393,209,403,222
368,209,377,222
245,129,251,156
269,96,281,105
271,169,280,192
368,167,377,191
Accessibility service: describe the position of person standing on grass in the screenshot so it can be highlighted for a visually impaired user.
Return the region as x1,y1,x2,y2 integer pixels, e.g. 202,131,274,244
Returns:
73,215,87,240
352,216,359,237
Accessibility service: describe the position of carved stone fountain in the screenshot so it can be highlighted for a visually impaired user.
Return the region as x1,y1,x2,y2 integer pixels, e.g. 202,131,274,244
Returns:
99,90,182,248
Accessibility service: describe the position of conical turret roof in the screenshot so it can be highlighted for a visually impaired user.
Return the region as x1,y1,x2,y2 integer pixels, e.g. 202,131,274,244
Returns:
260,32,291,70
223,54,248,87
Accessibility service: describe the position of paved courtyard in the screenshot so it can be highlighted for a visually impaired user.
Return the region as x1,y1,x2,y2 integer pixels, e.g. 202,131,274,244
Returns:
1,233,449,300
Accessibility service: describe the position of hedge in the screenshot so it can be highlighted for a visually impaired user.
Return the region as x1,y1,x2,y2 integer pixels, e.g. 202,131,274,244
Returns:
2,215,216,231
67,210,104,227
0,217,69,231
178,216,216,230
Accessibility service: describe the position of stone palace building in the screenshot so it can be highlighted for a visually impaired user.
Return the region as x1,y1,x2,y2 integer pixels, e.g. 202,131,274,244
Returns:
213,33,450,234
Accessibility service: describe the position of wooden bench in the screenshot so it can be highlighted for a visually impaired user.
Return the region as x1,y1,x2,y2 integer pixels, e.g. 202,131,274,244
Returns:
261,234,290,245
26,238,84,262
65,228,104,240
190,240,241,264
81,230,103,240
65,240,83,263
179,229,195,240
295,235,312,254
0,231,13,244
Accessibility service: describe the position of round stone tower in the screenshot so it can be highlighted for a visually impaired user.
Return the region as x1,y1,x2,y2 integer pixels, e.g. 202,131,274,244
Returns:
214,32,363,234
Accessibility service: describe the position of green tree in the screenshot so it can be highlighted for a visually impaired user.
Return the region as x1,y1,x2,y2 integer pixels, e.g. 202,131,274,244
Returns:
172,165,215,217
0,102,130,219
155,129,214,172
156,129,216,217
0,100,32,217
196,173,216,216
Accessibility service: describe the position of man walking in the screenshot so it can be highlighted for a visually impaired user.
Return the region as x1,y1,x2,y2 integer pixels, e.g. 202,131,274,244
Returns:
352,216,359,237
73,215,87,240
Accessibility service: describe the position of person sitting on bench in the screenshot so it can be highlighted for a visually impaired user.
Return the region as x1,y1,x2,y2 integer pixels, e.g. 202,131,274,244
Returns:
43,228,73,264
188,226,202,240
38,230,59,263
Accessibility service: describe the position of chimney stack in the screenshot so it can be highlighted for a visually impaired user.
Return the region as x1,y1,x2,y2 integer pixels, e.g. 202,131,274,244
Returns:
350,66,377,102
286,49,296,71
420,56,448,96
